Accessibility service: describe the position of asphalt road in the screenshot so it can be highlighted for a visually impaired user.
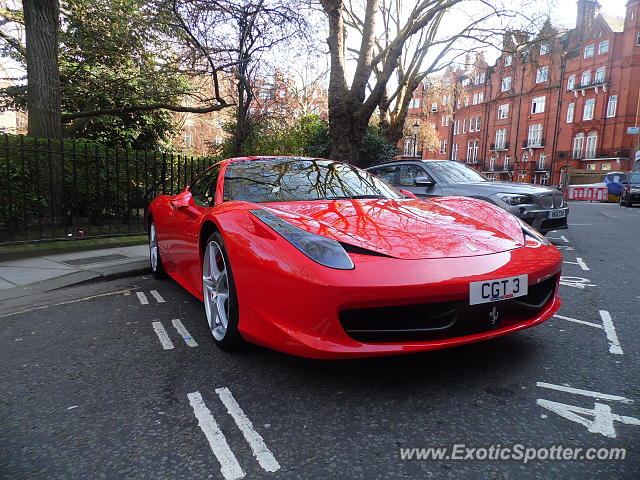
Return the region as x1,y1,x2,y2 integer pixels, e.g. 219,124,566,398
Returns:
1,201,639,479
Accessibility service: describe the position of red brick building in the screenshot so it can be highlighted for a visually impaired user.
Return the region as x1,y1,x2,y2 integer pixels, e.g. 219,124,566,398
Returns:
404,0,640,185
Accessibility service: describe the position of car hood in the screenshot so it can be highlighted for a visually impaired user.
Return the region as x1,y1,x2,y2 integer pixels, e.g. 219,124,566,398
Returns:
452,181,559,196
259,197,524,260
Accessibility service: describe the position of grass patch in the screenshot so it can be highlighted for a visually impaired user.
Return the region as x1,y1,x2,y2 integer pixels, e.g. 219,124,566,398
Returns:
0,235,148,260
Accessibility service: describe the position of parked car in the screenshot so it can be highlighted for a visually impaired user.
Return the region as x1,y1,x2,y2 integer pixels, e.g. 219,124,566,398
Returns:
366,160,568,233
148,156,562,359
619,171,640,207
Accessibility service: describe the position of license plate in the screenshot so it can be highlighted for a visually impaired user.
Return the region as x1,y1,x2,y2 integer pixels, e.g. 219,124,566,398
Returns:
469,274,528,305
548,209,566,219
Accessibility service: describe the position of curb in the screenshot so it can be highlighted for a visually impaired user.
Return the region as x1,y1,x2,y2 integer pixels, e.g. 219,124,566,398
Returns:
0,260,151,301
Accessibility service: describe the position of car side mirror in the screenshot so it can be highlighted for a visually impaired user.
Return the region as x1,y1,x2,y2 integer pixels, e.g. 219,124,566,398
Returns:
414,176,435,187
399,189,419,200
170,192,194,209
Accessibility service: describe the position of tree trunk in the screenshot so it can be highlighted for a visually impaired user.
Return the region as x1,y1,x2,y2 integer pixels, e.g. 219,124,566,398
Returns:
24,0,62,139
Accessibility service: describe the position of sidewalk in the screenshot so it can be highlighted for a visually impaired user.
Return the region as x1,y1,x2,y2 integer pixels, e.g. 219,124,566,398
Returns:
0,244,150,301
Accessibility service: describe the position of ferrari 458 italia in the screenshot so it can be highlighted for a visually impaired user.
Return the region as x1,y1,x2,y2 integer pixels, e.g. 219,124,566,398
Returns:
147,157,562,359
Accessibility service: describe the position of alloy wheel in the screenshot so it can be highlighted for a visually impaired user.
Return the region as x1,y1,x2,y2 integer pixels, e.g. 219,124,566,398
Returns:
202,241,230,341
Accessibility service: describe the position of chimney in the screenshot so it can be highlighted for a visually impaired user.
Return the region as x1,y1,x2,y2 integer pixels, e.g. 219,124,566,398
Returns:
576,0,601,39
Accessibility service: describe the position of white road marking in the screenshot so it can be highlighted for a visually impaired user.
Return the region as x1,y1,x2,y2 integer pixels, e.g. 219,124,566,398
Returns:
563,257,589,271
152,321,174,350
553,314,602,329
187,392,245,480
599,310,623,355
172,319,198,347
136,292,149,305
560,235,569,243
536,382,632,403
215,387,280,473
559,276,598,289
150,290,165,303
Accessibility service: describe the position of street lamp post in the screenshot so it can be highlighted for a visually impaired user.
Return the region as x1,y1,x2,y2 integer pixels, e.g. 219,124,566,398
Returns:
412,121,420,158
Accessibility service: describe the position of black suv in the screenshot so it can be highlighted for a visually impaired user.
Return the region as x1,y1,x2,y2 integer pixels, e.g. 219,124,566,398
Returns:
619,171,640,207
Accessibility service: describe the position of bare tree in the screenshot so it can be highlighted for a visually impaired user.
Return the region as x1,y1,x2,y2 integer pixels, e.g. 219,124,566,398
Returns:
320,0,544,164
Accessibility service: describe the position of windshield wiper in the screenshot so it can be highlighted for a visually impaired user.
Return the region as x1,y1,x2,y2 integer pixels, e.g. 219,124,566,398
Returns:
321,195,387,200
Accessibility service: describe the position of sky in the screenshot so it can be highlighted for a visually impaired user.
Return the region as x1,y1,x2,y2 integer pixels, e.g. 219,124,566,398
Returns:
551,0,628,28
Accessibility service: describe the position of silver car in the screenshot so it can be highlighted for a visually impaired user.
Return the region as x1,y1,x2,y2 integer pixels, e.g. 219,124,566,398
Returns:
366,160,568,234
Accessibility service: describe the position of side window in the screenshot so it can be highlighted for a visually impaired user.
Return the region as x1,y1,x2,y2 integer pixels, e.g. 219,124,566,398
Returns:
369,166,397,184
190,164,221,207
397,165,430,187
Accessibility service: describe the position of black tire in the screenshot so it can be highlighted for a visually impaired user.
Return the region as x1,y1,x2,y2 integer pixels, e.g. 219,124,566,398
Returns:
625,194,632,207
149,221,167,279
619,194,624,206
203,232,245,351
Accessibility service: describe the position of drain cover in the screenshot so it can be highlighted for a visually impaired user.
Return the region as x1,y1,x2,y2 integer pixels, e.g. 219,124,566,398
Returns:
62,254,129,266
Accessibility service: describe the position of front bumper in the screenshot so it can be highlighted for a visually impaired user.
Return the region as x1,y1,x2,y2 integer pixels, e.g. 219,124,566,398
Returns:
508,206,569,233
229,235,563,359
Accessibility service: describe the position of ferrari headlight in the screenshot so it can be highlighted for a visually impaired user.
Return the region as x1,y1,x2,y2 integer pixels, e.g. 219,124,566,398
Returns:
496,193,534,205
517,218,550,245
250,209,354,270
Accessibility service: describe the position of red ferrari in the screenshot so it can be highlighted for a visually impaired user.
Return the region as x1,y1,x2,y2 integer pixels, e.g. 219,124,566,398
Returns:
147,156,562,359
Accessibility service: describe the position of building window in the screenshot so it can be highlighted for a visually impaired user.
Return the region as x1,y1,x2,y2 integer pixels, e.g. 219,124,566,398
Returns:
536,66,549,83
259,91,270,100
467,141,473,162
495,128,507,149
472,93,478,105
602,163,611,171
463,118,467,133
606,95,618,118
636,32,640,46
527,123,543,147
598,40,609,54
464,96,469,107
586,163,596,170
539,152,547,170
431,102,438,112
504,154,511,169
581,70,591,86
567,75,576,91
584,44,595,58
442,95,449,105
583,98,595,120
573,133,584,159
452,143,459,160
531,96,546,114
585,132,598,158
445,76,452,85
183,132,193,148
489,156,496,171
504,55,512,66
476,116,481,131
540,43,549,55
440,139,448,154
279,90,286,98
594,67,606,84
566,103,575,123
501,76,512,92
498,103,509,119
441,116,449,127
453,120,460,135
522,152,528,163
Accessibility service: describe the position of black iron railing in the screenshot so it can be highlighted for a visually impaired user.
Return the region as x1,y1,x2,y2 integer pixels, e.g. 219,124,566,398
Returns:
0,134,217,244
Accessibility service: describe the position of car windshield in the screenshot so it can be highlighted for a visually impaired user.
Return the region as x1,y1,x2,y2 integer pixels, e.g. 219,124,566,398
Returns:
425,161,488,183
223,158,402,203
629,172,640,184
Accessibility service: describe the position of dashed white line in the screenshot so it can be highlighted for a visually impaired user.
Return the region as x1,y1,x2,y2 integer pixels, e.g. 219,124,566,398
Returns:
150,290,166,303
172,319,198,347
215,387,281,473
563,257,589,271
136,292,149,305
599,310,623,355
536,382,633,404
553,314,602,329
152,321,174,350
560,235,569,243
187,391,245,480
